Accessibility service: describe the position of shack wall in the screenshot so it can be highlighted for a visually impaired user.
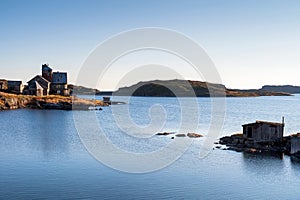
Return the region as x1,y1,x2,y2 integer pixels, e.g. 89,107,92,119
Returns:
291,137,300,154
243,123,283,142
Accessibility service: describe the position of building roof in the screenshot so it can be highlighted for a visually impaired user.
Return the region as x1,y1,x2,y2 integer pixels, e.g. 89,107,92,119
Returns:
28,75,50,84
52,72,67,84
7,80,23,84
243,120,284,127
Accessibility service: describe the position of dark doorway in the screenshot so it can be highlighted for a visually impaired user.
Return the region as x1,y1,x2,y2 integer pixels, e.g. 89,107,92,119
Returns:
247,127,253,138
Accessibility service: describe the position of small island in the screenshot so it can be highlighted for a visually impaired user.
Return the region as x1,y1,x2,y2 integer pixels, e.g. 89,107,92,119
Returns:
0,64,107,111
114,79,291,97
217,119,300,160
0,91,106,110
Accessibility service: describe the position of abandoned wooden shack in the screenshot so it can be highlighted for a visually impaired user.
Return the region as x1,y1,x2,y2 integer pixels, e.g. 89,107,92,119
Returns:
243,120,284,142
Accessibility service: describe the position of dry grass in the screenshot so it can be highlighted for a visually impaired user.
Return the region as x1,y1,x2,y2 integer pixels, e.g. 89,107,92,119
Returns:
0,91,106,108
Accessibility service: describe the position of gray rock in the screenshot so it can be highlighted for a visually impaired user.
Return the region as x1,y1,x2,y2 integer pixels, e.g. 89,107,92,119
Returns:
175,134,186,137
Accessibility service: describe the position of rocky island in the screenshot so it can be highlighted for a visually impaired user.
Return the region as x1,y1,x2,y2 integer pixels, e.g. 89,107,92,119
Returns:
114,79,291,97
217,120,300,160
0,91,106,111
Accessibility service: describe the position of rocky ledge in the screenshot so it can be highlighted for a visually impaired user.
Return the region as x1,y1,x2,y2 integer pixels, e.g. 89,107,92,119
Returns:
0,91,107,111
218,133,300,156
156,132,203,138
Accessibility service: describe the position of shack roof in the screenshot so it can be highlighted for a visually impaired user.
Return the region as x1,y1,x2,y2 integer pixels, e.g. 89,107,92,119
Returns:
242,120,284,127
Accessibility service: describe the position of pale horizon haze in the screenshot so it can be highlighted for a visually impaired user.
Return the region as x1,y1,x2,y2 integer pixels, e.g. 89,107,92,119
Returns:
1,0,300,91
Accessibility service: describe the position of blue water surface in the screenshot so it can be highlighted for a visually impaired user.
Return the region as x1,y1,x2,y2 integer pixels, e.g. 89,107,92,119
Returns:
1,95,300,199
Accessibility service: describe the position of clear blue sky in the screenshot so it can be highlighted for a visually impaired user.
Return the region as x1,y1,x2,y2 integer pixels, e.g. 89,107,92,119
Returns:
1,0,300,90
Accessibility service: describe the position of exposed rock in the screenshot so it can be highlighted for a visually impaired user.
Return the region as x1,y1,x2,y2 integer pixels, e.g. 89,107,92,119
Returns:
0,91,106,111
219,133,295,156
156,132,174,136
175,134,186,137
291,151,300,162
187,133,203,138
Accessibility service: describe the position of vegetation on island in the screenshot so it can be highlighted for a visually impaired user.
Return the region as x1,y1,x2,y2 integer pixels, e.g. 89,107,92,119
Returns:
260,85,300,94
114,79,291,97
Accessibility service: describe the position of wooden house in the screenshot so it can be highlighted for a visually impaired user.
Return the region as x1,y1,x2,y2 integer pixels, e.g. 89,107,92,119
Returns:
7,80,24,94
26,64,70,96
27,75,51,96
243,120,284,142
51,72,70,96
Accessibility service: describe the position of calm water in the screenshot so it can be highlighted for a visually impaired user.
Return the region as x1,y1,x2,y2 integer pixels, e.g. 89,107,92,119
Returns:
1,95,300,199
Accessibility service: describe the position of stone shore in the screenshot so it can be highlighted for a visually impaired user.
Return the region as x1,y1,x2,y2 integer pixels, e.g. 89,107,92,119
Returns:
217,133,300,157
0,91,107,111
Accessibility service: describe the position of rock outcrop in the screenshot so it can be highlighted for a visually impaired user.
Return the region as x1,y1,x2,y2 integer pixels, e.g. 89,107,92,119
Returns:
187,133,203,138
218,133,297,155
156,132,203,139
0,92,106,111
175,134,186,137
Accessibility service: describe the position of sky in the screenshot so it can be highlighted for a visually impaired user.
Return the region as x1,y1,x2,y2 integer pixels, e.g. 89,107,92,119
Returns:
1,0,300,90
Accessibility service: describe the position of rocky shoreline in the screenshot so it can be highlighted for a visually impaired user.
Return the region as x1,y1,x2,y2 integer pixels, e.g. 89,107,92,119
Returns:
0,91,107,111
156,132,203,139
217,133,300,158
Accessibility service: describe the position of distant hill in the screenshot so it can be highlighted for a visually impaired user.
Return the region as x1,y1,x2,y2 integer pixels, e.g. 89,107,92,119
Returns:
68,84,100,95
261,85,300,94
68,85,112,95
114,80,291,97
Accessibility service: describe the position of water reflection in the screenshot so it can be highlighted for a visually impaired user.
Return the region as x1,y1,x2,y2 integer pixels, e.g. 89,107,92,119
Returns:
289,156,300,178
0,110,75,159
30,110,71,158
1,96,300,199
242,152,285,176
